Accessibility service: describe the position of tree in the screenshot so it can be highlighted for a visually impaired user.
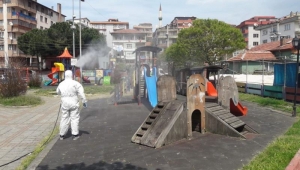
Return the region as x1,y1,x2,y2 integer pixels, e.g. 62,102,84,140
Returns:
17,29,48,70
18,21,108,70
166,19,246,66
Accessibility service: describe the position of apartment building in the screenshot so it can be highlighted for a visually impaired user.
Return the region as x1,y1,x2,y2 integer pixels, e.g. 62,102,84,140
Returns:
0,0,65,68
152,16,196,52
255,11,300,45
236,16,276,49
110,29,147,64
90,19,129,48
66,17,91,28
133,23,152,46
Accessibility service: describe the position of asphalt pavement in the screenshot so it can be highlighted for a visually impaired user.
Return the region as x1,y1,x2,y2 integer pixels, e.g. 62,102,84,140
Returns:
30,94,296,170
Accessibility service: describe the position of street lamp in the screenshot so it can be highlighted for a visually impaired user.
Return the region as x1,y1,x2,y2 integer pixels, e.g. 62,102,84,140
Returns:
79,0,84,84
292,36,300,117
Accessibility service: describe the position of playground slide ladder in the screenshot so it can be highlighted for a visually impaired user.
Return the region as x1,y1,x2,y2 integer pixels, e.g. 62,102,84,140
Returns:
205,102,257,138
132,102,166,144
131,100,186,148
139,75,145,98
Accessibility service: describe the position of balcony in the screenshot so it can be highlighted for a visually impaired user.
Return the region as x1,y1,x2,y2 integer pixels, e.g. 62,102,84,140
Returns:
12,12,37,23
244,38,248,42
242,29,248,34
112,39,146,43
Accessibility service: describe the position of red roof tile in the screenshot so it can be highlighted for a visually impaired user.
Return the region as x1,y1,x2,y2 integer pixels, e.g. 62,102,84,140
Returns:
228,51,277,61
250,38,293,51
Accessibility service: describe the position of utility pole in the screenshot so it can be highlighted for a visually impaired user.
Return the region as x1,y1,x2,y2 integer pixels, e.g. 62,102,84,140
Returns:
79,0,82,84
3,1,8,67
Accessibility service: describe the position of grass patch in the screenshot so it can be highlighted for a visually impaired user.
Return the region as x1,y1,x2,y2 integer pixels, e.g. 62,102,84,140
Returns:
84,85,114,94
242,120,300,170
34,85,114,97
16,127,59,170
240,93,300,169
0,95,42,106
34,88,57,97
239,93,300,114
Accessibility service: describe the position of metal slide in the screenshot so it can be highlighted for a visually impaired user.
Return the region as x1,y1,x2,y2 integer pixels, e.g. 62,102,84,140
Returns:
144,67,158,108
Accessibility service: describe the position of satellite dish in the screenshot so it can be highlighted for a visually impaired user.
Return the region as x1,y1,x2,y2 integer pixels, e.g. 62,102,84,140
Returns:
254,23,258,27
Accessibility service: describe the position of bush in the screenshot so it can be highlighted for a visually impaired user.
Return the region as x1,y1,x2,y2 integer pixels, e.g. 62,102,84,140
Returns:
28,71,42,88
0,68,28,97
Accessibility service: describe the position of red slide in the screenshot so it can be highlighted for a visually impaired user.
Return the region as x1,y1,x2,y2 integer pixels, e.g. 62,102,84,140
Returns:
230,99,248,116
207,81,218,97
47,67,59,86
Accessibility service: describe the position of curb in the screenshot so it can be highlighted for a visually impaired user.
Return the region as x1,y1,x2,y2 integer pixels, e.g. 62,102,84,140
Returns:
285,149,300,170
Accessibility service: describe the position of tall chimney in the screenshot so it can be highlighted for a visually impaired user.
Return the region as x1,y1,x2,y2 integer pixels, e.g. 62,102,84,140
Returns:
57,3,61,22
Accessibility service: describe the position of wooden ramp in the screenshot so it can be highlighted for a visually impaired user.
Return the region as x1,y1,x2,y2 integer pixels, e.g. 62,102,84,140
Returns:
131,100,187,148
205,102,258,139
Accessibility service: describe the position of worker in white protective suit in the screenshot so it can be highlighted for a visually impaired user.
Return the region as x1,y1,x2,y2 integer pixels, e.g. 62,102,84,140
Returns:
56,70,87,141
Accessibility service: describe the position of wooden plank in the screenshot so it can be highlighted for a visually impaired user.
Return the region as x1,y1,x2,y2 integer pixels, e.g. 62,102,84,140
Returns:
205,103,219,108
218,113,234,120
238,87,246,93
247,89,262,95
208,106,224,112
153,109,161,113
214,110,229,116
224,117,240,124
149,114,158,119
230,121,245,128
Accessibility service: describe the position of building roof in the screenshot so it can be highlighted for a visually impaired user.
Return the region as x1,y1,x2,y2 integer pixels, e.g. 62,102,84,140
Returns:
228,51,277,61
250,38,293,51
236,16,276,28
57,47,72,58
110,29,146,34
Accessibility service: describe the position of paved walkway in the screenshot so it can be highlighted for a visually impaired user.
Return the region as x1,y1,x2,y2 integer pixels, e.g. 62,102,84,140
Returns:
0,94,61,170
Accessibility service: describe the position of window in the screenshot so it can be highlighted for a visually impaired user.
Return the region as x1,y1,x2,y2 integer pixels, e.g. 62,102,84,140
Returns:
41,8,44,13
28,2,31,7
0,45,4,51
284,24,291,31
127,44,132,49
0,20,3,26
40,16,43,22
263,40,267,44
0,32,3,38
253,34,259,38
45,17,48,23
263,30,268,35
253,42,259,46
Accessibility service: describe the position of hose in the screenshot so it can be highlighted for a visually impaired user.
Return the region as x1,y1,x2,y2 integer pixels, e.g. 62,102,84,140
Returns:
0,104,62,168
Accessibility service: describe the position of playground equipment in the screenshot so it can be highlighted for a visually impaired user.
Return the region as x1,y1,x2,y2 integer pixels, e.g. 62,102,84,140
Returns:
75,69,91,83
45,47,72,86
44,62,64,86
132,73,258,148
133,46,162,106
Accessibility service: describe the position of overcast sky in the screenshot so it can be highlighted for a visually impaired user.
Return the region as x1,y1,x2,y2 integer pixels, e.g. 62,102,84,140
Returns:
37,0,299,28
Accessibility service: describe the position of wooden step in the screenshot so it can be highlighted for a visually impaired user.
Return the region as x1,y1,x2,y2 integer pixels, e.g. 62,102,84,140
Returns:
209,106,224,112
224,117,239,124
214,110,230,116
218,113,234,120
149,114,157,119
230,121,245,128
153,109,161,113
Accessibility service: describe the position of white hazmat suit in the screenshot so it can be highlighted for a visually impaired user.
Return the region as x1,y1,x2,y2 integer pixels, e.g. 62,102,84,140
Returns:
56,70,87,140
